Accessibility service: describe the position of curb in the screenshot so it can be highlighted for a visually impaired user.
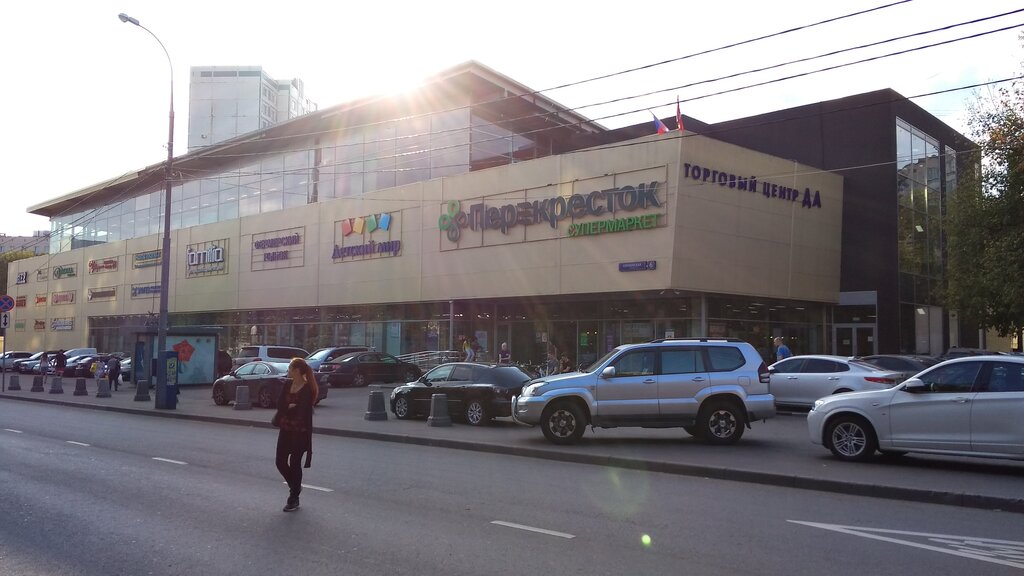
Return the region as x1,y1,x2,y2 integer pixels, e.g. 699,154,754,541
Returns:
3,392,1022,514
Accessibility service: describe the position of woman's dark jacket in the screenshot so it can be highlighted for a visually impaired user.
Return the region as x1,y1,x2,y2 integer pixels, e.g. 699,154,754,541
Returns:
273,384,314,468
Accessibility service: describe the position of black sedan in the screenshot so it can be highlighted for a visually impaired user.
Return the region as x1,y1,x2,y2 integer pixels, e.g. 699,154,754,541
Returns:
212,361,328,408
390,362,533,425
317,351,421,388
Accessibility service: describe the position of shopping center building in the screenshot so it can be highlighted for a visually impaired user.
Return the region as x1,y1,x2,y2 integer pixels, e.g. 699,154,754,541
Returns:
6,61,973,368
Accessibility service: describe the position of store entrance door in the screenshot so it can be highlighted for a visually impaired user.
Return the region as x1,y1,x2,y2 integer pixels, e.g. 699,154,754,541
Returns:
834,324,876,356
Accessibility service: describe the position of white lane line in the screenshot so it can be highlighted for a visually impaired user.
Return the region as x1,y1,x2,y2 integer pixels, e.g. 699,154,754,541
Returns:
490,520,575,539
152,457,188,465
4,429,23,433
66,441,90,447
283,482,334,492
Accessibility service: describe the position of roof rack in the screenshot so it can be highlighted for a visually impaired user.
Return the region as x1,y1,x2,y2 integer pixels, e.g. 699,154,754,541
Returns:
647,337,746,343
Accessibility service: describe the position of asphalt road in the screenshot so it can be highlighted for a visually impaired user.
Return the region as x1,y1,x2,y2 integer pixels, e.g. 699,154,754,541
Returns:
2,402,1023,576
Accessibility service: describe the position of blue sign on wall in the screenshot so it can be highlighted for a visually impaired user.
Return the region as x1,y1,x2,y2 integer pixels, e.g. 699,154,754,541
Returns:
619,261,657,272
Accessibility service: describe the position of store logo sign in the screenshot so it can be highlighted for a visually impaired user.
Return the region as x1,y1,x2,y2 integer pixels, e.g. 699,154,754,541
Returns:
53,264,78,279
15,271,28,285
88,287,117,302
89,258,119,274
332,213,401,260
252,228,304,271
15,295,26,308
36,269,48,282
134,249,162,269
131,283,161,299
51,318,74,332
52,291,76,305
185,239,228,278
34,319,46,331
35,294,47,306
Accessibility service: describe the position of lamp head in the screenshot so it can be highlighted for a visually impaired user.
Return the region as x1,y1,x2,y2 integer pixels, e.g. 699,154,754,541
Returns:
118,13,140,26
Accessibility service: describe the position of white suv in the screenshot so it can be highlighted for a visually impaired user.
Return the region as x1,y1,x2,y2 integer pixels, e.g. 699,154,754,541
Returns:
513,338,776,445
232,345,309,369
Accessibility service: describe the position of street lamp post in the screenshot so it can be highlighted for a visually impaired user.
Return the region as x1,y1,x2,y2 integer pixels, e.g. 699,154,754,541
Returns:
119,13,175,409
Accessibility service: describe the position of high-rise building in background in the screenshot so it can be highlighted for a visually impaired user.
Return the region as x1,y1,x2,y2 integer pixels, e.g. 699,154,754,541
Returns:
187,66,317,151
0,231,50,256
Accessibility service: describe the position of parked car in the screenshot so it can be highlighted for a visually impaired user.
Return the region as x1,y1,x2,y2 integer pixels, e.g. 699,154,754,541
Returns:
808,355,1024,462
212,361,328,408
14,351,60,374
317,351,422,387
120,357,132,382
68,354,117,378
514,338,776,445
58,355,91,377
1,351,33,370
857,354,939,382
304,346,370,371
390,362,533,425
232,345,309,369
939,347,1004,360
768,355,903,409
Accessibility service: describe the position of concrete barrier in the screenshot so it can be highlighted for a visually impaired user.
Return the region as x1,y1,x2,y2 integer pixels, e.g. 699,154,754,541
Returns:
8,375,21,391
134,380,150,402
48,377,64,394
427,393,452,427
73,378,88,396
364,389,388,421
96,379,111,398
234,385,252,410
31,376,44,392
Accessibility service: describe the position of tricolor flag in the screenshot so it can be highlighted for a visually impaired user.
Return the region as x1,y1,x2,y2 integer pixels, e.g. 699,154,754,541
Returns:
676,97,684,132
650,111,669,135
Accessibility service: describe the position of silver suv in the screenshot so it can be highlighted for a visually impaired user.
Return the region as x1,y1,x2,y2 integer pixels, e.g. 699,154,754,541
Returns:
513,338,776,445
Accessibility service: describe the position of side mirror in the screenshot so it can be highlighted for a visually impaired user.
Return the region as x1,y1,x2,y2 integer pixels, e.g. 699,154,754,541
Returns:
601,366,616,379
902,378,928,393
768,366,776,373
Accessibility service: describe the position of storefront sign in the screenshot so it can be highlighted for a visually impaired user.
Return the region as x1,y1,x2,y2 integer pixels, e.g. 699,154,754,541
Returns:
185,239,228,278
88,287,117,302
35,294,47,306
682,163,823,209
332,214,401,261
571,215,660,237
35,269,48,282
34,319,46,331
252,227,305,271
14,319,25,332
52,264,77,279
15,271,28,285
51,318,74,332
51,291,76,305
131,283,161,299
15,295,26,308
133,249,162,269
439,181,663,243
619,261,657,272
89,257,119,274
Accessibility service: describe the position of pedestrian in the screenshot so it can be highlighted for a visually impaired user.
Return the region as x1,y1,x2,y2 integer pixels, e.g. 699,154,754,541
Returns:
39,351,49,384
463,336,475,362
54,350,67,378
774,337,793,361
559,353,573,374
107,356,122,391
497,342,511,365
216,349,232,378
545,344,559,376
272,357,317,513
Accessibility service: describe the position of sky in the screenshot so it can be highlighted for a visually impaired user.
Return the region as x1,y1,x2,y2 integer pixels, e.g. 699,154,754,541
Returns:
0,0,1020,237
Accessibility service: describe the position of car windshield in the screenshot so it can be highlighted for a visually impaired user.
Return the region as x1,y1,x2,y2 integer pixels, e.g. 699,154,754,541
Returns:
583,349,621,373
307,348,332,361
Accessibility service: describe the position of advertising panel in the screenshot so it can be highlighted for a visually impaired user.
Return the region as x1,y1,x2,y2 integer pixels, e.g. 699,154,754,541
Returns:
252,227,304,271
89,257,119,274
332,212,401,261
185,239,229,278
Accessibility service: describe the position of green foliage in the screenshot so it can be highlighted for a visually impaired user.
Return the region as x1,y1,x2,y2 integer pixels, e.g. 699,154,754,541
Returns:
943,65,1024,337
0,250,36,293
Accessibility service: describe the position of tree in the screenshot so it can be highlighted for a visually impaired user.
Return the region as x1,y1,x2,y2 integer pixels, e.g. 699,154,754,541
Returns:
944,58,1024,342
0,250,36,293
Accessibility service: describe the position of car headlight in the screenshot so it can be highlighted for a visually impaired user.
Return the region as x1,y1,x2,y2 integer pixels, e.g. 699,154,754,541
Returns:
521,382,546,397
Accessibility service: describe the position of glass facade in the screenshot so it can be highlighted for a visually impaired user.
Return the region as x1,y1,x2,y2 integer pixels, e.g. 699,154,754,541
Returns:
50,110,551,254
895,118,950,353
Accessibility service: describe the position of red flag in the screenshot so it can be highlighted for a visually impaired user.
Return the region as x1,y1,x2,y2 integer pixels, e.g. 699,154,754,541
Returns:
676,97,684,132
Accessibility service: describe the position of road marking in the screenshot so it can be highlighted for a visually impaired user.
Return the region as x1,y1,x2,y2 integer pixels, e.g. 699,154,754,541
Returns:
490,520,575,539
3,429,23,433
789,521,1024,569
283,482,334,492
152,457,188,465
66,441,90,447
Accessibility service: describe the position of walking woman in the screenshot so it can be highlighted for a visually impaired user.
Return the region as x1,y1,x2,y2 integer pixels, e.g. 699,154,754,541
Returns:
273,358,317,512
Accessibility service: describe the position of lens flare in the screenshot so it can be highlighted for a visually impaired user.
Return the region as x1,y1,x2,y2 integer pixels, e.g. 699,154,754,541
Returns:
641,534,652,547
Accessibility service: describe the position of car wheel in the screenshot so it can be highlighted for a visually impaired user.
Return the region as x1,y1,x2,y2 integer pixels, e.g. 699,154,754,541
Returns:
465,399,489,426
393,396,411,419
698,399,745,445
403,369,418,383
257,386,276,409
212,384,228,406
826,415,877,462
540,401,586,445
352,372,367,387
683,424,704,439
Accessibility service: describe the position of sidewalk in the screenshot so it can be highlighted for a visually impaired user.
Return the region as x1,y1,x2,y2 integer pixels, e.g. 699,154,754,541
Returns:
3,374,1023,514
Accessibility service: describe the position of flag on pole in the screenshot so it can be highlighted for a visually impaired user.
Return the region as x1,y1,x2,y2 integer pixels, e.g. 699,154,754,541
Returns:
650,111,669,135
676,97,684,133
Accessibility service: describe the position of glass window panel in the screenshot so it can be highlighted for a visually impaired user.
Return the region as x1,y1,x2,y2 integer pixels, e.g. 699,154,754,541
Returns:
912,182,927,213
911,133,926,162
219,180,239,203
219,201,238,221
896,122,912,169
181,209,200,228
181,180,200,200
284,151,309,170
171,200,182,215
239,195,260,217
317,175,335,200
135,193,151,210
261,191,283,212
261,174,283,194
200,205,218,225
283,192,306,209
170,213,182,231
201,178,221,194
200,192,218,208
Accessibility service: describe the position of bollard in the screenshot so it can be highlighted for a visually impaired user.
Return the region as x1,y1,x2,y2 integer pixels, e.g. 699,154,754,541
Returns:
234,385,252,410
48,376,64,394
133,379,151,402
31,376,44,392
8,375,21,391
427,393,452,427
364,389,388,421
96,378,111,398
73,378,88,396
